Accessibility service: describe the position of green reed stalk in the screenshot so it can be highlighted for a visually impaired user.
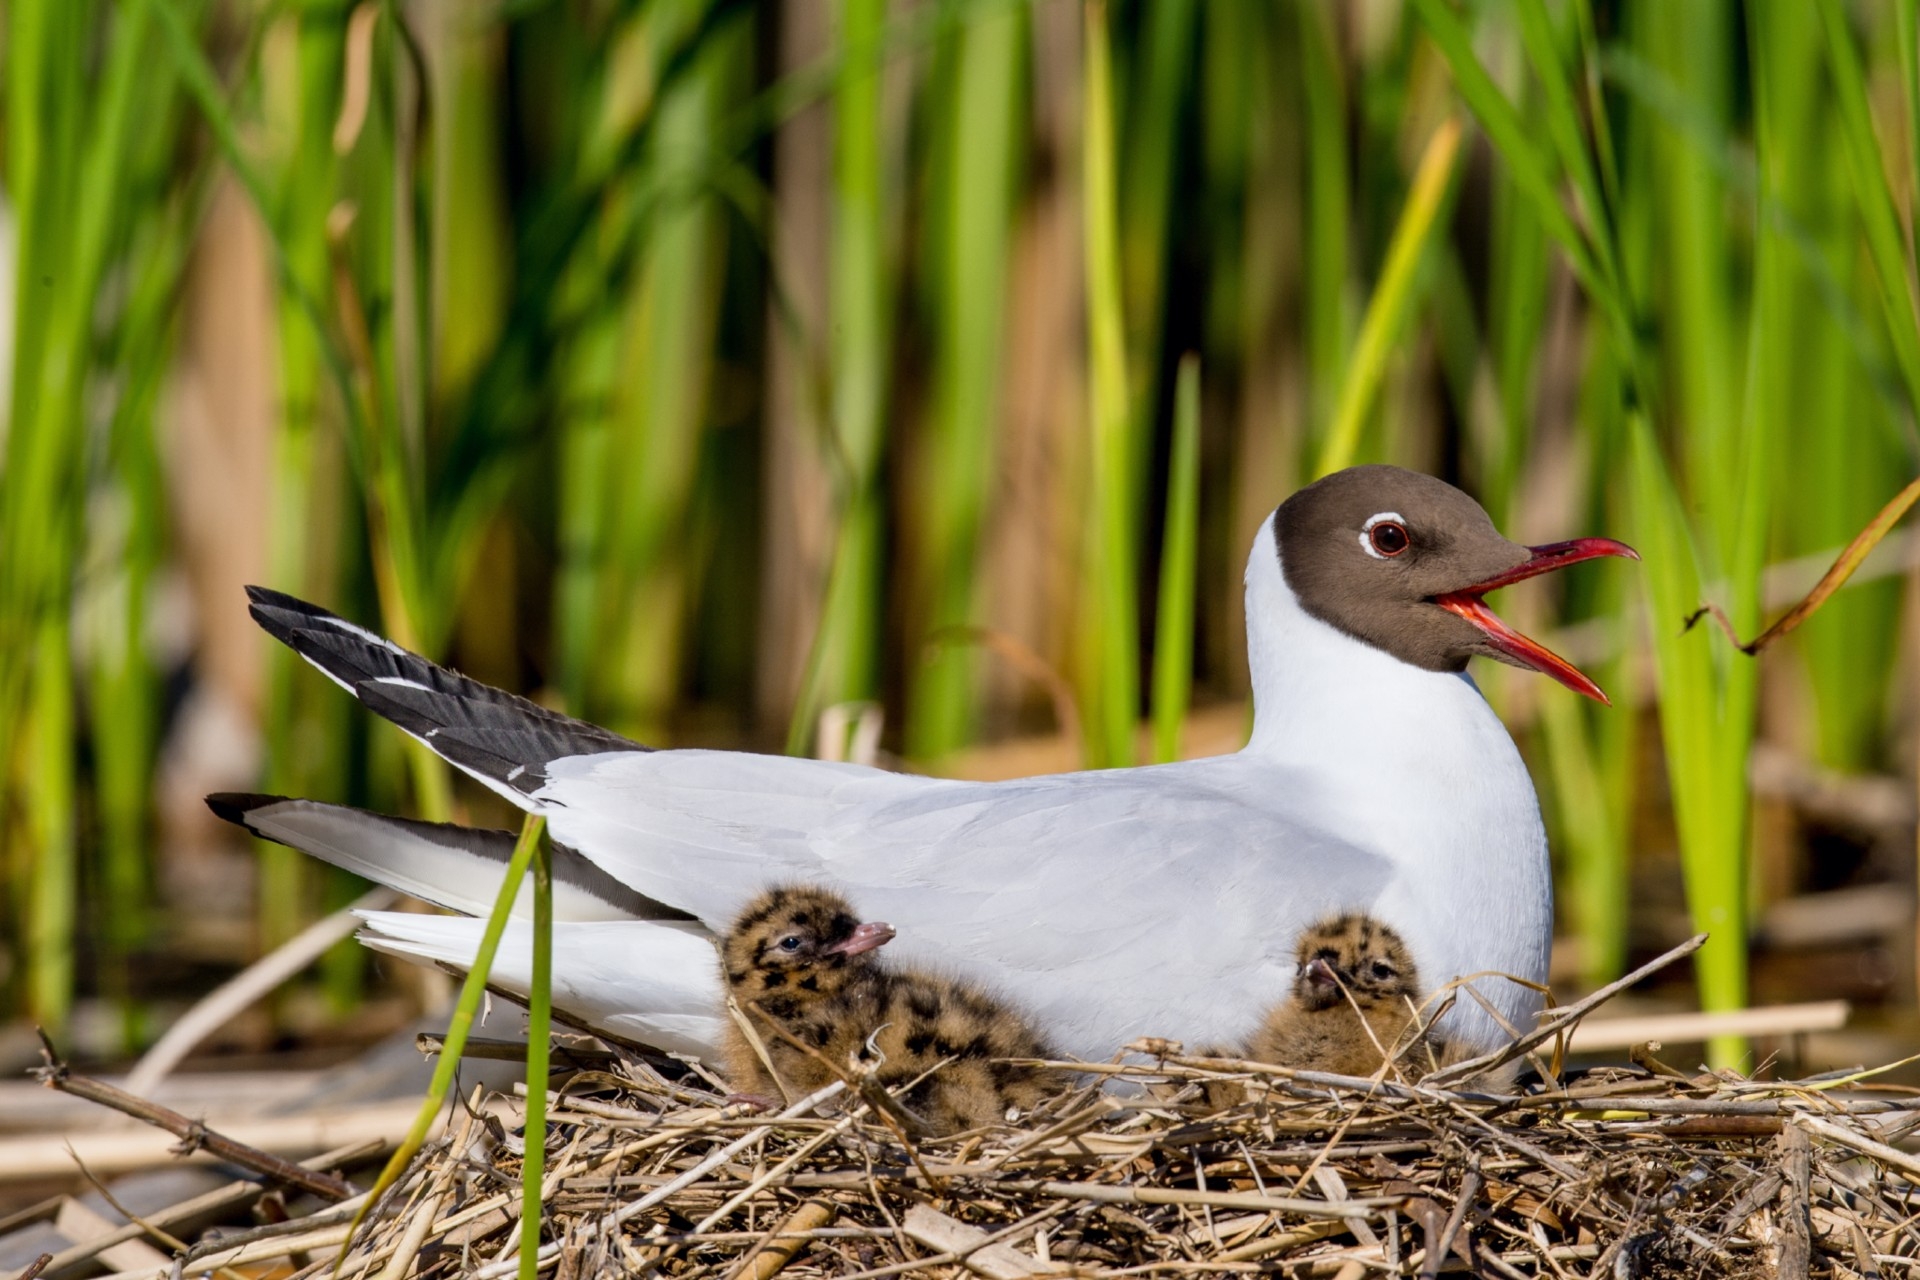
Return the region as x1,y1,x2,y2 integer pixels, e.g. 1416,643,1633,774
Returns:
906,3,1024,762
1818,0,1920,420
1315,118,1461,476
1082,0,1138,770
1151,356,1200,764
1766,0,1904,771
1296,0,1351,433
90,202,189,1043
3,0,180,1028
260,6,351,948
600,18,743,741
1119,0,1194,463
521,826,553,1280
789,0,893,754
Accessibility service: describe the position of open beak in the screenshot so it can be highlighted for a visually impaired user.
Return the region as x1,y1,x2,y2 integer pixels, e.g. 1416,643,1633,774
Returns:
1432,537,1639,705
824,921,896,958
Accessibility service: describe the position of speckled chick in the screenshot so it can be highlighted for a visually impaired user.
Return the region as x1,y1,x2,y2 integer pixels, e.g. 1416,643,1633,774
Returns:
1249,913,1430,1078
719,885,1056,1135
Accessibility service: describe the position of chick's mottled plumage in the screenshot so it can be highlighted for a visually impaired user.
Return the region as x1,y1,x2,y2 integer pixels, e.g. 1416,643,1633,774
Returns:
1249,913,1430,1078
720,886,1054,1135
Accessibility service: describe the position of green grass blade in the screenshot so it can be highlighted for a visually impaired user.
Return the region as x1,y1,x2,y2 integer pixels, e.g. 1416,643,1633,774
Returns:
1314,117,1461,476
520,826,553,1279
1296,0,1351,430
338,813,547,1267
1151,355,1201,764
1626,415,1749,1065
25,620,76,1029
905,2,1025,762
1083,0,1138,769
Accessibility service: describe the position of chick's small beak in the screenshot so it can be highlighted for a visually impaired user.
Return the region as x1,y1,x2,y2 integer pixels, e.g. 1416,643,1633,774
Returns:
1303,957,1340,988
1432,537,1639,705
824,921,896,958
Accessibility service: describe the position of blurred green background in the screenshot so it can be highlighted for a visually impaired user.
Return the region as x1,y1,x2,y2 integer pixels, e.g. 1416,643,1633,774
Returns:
1,0,1916,1068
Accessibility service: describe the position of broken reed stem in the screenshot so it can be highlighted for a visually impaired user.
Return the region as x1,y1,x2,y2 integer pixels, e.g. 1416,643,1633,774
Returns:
1423,934,1708,1086
30,1029,357,1202
734,1198,838,1279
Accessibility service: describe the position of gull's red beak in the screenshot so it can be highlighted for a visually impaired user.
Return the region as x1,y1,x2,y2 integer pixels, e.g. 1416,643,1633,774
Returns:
1432,538,1639,705
824,921,896,958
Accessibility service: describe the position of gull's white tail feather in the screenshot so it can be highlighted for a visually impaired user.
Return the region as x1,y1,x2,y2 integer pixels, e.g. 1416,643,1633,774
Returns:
356,912,727,1060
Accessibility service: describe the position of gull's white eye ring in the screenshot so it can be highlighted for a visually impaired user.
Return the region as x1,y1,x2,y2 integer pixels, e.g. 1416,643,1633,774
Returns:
1360,512,1410,559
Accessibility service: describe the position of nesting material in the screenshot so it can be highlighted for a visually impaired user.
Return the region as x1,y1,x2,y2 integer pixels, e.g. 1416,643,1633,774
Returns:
234,1040,1920,1280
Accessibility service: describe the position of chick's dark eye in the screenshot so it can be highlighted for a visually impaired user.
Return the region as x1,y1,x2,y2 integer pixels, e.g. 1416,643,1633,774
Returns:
1368,521,1410,557
778,935,802,952
1368,961,1395,980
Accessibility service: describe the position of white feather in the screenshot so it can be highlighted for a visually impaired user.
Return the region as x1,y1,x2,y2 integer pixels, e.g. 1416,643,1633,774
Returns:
356,912,726,1060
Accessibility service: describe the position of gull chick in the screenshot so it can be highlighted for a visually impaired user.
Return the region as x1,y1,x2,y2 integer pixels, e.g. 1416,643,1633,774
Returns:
719,885,1054,1134
1250,913,1430,1079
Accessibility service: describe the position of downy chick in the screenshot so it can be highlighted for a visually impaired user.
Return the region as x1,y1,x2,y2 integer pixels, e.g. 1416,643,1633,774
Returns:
1248,913,1430,1079
719,885,1055,1135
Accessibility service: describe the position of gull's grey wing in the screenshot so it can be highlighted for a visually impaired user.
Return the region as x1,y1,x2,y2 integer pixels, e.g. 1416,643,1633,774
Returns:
532,750,1394,1055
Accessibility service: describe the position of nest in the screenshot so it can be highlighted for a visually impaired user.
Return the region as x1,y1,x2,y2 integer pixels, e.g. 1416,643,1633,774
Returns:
131,1035,1916,1280
27,940,1920,1280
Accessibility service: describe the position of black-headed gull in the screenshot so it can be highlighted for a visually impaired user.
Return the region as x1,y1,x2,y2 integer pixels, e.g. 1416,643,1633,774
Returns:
210,465,1636,1061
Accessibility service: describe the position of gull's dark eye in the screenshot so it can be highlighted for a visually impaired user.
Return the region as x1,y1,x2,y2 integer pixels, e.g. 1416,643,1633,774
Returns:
778,935,803,952
1367,520,1410,558
1367,960,1396,982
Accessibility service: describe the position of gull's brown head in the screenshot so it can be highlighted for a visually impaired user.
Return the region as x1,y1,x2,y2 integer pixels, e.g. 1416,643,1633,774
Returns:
1272,465,1638,703
720,885,895,1005
1293,913,1421,1013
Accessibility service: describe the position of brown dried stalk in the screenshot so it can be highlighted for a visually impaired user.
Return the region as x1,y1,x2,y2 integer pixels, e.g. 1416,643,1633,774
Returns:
31,1029,357,1202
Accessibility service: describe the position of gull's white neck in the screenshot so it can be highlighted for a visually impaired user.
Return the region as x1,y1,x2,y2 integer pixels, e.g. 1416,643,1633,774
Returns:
1238,512,1552,1043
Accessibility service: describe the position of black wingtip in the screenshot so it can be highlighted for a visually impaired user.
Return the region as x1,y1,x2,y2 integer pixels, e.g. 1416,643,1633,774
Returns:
206,791,287,827
244,587,342,644
245,584,321,612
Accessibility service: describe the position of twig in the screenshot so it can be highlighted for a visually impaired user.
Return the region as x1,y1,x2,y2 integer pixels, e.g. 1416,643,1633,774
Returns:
1685,473,1920,654
901,1204,1066,1279
469,1081,848,1279
13,1257,50,1280
40,1140,381,1275
1777,1125,1812,1280
1418,1170,1480,1280
1424,935,1707,1087
1794,1113,1920,1182
996,1180,1396,1218
31,1030,358,1202
66,1144,251,1280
